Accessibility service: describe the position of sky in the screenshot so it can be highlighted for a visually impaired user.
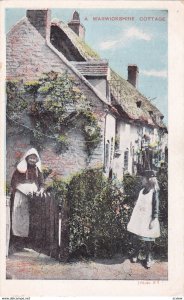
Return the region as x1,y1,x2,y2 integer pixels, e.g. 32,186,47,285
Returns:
5,8,168,124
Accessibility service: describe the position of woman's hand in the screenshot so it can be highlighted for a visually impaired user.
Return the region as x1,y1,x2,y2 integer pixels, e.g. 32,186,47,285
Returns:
149,218,158,229
36,187,45,197
28,192,33,197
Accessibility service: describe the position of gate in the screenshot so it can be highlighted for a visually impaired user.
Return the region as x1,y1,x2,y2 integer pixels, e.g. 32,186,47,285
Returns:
29,193,69,261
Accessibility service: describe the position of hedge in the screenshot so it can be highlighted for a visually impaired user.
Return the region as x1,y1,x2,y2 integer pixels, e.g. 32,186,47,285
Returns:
49,167,168,259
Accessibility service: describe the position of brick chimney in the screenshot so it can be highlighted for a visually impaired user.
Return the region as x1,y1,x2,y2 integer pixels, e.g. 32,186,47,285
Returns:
68,11,85,40
26,9,51,40
128,65,139,88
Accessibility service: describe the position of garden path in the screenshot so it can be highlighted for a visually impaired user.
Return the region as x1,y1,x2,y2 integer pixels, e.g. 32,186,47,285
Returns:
6,248,168,280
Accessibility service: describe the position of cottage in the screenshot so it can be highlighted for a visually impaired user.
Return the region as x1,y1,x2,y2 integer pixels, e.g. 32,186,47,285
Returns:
6,9,167,184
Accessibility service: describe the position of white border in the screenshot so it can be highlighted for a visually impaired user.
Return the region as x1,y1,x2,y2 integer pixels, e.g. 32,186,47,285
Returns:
1,0,184,297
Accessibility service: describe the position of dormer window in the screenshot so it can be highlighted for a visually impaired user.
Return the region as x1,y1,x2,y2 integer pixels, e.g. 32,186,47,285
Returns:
160,115,164,120
136,100,142,108
149,110,153,116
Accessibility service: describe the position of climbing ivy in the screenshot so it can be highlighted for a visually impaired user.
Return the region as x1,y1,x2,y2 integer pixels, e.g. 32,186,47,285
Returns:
6,71,101,155
6,80,28,119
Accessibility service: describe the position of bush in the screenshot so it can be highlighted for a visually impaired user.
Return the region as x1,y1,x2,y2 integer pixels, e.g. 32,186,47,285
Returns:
47,176,68,207
154,167,168,259
121,174,143,255
48,168,168,260
68,169,127,258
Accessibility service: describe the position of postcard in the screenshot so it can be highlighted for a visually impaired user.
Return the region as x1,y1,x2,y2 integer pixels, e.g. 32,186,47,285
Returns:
0,0,184,297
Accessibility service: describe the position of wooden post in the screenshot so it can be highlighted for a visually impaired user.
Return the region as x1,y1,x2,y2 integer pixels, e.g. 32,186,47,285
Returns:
59,198,70,262
49,194,59,259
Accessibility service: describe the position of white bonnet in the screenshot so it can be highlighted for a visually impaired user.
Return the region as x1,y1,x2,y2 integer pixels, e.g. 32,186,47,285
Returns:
17,148,42,173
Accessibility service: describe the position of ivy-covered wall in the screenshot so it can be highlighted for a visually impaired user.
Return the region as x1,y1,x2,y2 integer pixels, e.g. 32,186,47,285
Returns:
6,72,107,182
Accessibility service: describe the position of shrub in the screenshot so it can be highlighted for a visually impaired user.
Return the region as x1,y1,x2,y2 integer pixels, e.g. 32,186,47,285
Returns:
154,167,168,259
68,169,129,258
47,168,168,260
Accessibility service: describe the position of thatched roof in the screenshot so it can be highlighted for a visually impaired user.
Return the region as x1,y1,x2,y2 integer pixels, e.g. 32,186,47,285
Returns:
49,18,166,129
51,20,100,61
110,70,166,128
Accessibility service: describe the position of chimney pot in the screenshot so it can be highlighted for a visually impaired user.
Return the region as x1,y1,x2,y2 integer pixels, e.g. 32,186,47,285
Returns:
68,11,85,40
128,65,139,88
26,9,51,40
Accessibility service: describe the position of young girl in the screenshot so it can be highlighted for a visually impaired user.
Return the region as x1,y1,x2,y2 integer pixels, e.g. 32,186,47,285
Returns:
127,170,160,268
10,148,44,252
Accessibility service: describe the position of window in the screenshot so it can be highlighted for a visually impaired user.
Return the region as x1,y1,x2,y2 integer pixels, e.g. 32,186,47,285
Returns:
124,149,129,172
110,137,114,165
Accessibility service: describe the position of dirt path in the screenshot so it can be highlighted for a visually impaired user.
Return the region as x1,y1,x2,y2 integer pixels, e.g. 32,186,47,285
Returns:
6,248,168,280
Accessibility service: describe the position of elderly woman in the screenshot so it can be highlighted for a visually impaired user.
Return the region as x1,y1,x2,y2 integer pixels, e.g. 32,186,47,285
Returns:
10,148,44,251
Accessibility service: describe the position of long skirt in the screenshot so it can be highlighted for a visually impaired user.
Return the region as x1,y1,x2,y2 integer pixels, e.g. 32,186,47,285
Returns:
12,190,29,237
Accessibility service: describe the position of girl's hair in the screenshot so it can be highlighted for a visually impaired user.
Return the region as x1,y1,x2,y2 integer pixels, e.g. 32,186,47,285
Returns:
148,177,160,191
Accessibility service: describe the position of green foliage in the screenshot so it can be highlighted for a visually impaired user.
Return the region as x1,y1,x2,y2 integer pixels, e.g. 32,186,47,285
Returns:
49,177,68,206
24,81,40,92
39,166,168,260
55,134,69,153
57,134,68,144
66,169,168,259
67,169,129,258
37,83,53,94
31,121,45,151
123,174,143,204
80,111,101,156
157,168,168,222
6,81,28,120
42,166,53,180
68,168,105,256
154,167,168,258
76,38,100,59
6,72,101,155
